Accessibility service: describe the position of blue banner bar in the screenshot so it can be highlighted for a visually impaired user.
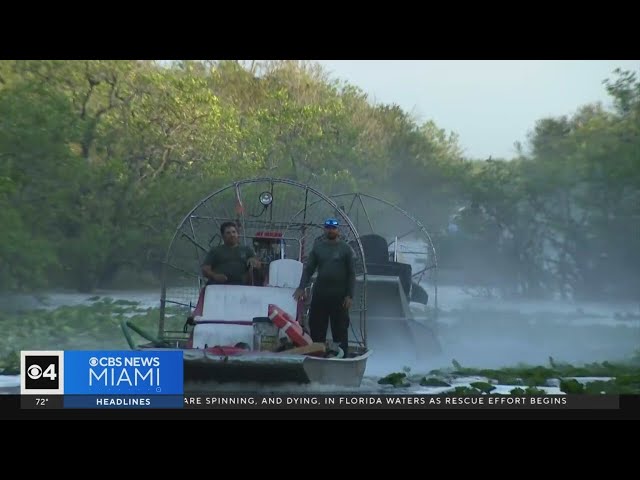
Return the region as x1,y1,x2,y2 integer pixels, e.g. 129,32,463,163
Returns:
64,395,183,409
64,350,184,395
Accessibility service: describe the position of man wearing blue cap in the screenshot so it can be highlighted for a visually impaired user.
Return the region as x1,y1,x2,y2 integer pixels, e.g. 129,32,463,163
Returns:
293,218,356,357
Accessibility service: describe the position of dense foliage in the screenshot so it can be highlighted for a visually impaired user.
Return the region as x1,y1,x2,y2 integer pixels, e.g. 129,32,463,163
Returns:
1,60,637,300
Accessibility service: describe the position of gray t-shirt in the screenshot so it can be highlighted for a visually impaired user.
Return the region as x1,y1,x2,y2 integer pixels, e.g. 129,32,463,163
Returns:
202,244,256,284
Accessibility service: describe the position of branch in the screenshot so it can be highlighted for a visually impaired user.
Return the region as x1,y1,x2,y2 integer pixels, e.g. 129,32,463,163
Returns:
80,82,96,120
151,147,173,179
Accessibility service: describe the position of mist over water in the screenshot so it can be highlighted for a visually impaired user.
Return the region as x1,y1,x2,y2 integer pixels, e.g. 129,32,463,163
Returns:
2,283,637,381
371,229,639,376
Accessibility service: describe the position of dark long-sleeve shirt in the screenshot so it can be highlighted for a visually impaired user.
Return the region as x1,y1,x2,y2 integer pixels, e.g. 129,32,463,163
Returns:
298,239,356,298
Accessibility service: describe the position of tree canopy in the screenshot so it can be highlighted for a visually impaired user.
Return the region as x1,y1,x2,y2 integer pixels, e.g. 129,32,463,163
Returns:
1,60,637,300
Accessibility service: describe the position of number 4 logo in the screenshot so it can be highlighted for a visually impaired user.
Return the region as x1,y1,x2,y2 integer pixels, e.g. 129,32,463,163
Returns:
43,363,57,380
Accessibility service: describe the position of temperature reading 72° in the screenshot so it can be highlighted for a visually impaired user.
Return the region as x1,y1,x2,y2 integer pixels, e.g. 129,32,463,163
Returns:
20,395,63,409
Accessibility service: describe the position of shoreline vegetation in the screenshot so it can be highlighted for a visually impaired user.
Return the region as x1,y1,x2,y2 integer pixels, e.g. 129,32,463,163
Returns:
376,358,640,394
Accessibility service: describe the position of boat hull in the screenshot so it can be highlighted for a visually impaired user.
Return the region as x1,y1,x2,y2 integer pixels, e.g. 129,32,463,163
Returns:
140,346,372,391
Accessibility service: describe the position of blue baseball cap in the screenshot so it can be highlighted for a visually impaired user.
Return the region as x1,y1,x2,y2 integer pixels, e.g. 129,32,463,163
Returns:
324,218,339,228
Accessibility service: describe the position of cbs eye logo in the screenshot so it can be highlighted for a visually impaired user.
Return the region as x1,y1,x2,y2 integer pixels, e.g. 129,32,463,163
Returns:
24,356,59,390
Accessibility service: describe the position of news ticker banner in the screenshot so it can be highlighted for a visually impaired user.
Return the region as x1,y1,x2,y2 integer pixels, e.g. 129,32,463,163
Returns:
18,350,621,410
20,393,620,410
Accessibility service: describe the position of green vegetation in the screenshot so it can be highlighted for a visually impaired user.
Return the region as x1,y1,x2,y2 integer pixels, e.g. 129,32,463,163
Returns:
420,377,451,387
0,299,186,374
0,60,638,301
378,372,411,388
469,381,496,394
378,358,640,395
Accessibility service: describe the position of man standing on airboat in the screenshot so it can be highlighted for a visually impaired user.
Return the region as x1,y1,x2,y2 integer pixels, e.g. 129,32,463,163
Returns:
293,218,356,358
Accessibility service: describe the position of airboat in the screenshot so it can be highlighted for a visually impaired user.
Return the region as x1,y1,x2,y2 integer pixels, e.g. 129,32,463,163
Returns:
121,178,440,390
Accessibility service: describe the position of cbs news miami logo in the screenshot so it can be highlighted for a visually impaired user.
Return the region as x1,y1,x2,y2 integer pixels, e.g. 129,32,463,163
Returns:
20,351,64,395
20,350,183,396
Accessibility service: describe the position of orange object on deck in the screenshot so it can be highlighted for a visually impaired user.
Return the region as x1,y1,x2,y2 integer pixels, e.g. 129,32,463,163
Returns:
268,304,313,347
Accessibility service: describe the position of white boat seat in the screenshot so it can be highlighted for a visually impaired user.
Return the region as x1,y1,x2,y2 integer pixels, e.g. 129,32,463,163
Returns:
194,283,300,349
268,259,303,288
